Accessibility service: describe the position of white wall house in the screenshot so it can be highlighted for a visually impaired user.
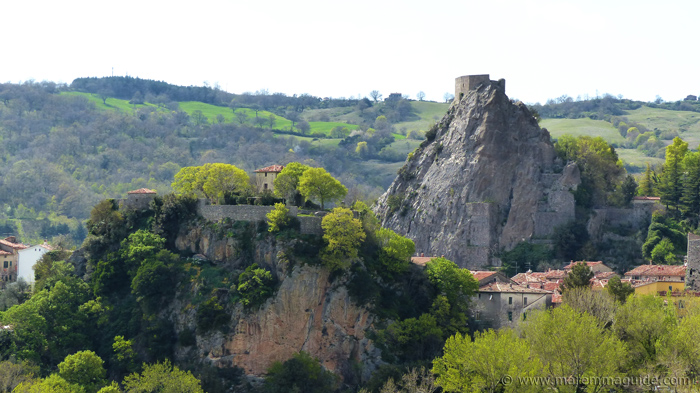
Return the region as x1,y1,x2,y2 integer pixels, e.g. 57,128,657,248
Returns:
17,242,53,284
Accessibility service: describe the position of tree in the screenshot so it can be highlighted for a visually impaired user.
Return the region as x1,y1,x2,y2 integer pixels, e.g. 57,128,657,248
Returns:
172,164,250,203
237,263,276,308
416,91,426,101
638,162,657,196
659,137,688,212
266,203,291,232
296,119,310,135
560,262,594,291
562,287,617,329
57,351,106,393
234,110,248,125
112,336,137,376
606,276,634,304
361,367,438,393
13,374,85,393
369,90,382,102
321,208,365,270
330,126,349,139
681,151,700,221
433,329,542,393
273,162,310,203
0,360,37,392
298,167,347,210
267,114,276,129
376,228,415,277
355,141,368,157
651,237,677,263
263,352,338,393
443,92,454,103
522,305,627,392
122,360,204,393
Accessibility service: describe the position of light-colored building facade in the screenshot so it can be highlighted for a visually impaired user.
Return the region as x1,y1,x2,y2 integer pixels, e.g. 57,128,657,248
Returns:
0,237,28,283
472,282,552,329
17,242,53,284
254,165,284,193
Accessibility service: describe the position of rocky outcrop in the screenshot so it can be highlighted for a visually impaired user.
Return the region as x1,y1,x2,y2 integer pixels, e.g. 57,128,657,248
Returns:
173,225,382,382
375,78,579,268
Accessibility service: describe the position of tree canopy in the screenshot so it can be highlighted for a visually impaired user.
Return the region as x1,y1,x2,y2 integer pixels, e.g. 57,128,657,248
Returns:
172,163,250,203
298,167,347,210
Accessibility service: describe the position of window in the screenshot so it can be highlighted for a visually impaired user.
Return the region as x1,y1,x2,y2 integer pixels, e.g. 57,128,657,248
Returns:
2,261,6,269
508,312,513,322
478,293,481,299
524,297,528,306
508,297,512,305
475,311,481,320
669,285,673,291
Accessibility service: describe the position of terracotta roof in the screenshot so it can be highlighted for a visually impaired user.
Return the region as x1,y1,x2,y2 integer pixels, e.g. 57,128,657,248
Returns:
0,238,27,250
512,272,549,285
594,271,617,279
411,256,435,266
478,282,552,294
552,291,563,304
470,271,498,281
543,281,562,291
624,264,686,277
544,270,567,280
255,165,285,173
127,188,157,194
564,261,604,270
633,196,661,201
0,250,11,256
591,279,608,290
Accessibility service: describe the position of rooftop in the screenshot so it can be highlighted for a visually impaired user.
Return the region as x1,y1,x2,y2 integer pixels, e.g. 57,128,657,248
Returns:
624,264,686,277
127,188,157,194
632,196,661,201
563,261,605,270
255,165,285,173
0,237,27,250
470,270,499,281
410,256,435,266
478,282,552,294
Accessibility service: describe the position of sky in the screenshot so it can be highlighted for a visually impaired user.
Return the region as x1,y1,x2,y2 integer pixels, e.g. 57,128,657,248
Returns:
3,0,699,104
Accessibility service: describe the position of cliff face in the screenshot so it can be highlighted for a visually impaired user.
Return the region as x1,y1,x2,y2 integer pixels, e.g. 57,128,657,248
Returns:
374,79,579,268
173,226,381,382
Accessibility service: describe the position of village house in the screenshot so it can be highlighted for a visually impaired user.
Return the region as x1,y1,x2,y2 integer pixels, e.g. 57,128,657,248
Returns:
124,188,157,210
563,260,614,274
470,270,512,286
623,264,686,295
472,282,552,329
0,237,28,283
17,241,53,285
254,165,284,193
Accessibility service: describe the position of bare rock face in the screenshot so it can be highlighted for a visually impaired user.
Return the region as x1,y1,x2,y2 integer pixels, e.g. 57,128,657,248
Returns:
374,78,579,268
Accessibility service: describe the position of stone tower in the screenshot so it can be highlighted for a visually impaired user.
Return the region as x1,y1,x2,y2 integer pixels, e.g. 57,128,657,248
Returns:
455,75,492,101
686,233,700,290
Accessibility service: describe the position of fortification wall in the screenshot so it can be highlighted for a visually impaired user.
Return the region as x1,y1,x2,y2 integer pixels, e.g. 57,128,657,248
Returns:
454,74,490,101
196,201,323,235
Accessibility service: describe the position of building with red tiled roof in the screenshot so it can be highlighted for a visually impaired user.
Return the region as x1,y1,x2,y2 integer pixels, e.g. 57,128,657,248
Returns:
472,282,553,329
624,264,686,281
18,241,56,284
127,188,157,194
124,188,158,210
563,261,613,274
0,236,28,283
469,270,512,286
254,165,285,193
410,256,435,266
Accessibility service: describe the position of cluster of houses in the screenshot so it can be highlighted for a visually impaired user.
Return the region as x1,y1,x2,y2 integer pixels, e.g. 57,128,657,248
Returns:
412,255,690,329
0,236,53,287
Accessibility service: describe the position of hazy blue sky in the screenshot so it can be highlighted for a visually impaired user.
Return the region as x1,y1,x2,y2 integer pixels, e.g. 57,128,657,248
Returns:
4,0,698,104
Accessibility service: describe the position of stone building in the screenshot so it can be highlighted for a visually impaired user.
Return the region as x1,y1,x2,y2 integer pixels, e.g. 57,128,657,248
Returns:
472,282,552,329
686,233,700,290
254,165,284,193
124,188,157,210
454,74,497,101
0,236,28,283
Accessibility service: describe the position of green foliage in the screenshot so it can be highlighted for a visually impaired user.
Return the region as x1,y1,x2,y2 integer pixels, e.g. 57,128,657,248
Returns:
57,350,106,393
151,194,198,246
553,220,590,261
522,305,627,392
172,163,251,203
659,137,689,212
375,313,444,364
131,250,181,313
642,212,686,262
263,351,339,393
31,251,72,291
376,228,415,278
120,230,165,275
499,242,553,276
320,208,365,270
606,276,634,303
638,162,657,196
651,237,678,263
196,297,230,332
298,167,347,210
13,373,86,393
112,336,138,377
236,264,276,308
433,329,542,393
425,257,478,308
555,135,625,206
560,262,594,291
122,360,204,393
273,162,310,203
613,295,676,369
266,203,291,233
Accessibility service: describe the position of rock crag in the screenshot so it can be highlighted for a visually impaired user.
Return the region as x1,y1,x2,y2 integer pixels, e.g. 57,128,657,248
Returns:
375,76,580,268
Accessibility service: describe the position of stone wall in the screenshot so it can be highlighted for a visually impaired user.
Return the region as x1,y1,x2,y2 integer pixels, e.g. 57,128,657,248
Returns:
686,233,700,291
196,201,323,235
454,74,491,101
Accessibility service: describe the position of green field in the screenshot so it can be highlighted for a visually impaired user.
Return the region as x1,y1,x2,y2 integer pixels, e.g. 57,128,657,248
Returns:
62,91,157,112
541,118,625,144
623,106,700,148
394,101,449,133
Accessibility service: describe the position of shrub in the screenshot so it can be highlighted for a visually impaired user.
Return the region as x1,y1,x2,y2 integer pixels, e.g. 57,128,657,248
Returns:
266,203,291,233
237,264,276,308
196,297,230,333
